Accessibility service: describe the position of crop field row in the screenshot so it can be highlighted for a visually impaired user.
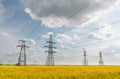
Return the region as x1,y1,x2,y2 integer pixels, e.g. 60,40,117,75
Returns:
0,66,120,79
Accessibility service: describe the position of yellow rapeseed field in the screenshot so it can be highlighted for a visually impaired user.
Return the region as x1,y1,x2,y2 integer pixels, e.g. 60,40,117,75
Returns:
0,66,120,79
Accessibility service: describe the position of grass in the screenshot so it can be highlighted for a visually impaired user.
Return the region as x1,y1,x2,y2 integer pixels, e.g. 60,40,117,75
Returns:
0,66,120,79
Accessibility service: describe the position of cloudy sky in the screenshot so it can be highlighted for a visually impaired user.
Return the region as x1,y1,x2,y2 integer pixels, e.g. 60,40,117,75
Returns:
0,0,120,65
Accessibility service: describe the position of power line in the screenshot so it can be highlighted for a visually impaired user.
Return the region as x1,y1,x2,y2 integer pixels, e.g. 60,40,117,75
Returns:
25,23,40,38
42,17,120,42
25,0,64,39
43,0,105,35
46,0,64,17
60,0,120,33
33,0,97,41
62,16,120,43
34,0,120,42
34,18,120,42
68,0,96,19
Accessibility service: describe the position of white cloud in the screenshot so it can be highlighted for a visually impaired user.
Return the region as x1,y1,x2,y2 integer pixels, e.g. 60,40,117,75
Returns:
41,16,69,28
89,32,112,40
0,31,8,37
72,35,80,41
99,24,112,32
42,32,53,38
88,24,112,40
55,33,74,44
24,8,40,20
21,0,120,28
24,38,36,45
60,45,71,50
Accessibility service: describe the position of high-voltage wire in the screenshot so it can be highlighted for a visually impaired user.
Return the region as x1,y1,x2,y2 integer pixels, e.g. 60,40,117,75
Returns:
25,0,64,40
46,0,64,17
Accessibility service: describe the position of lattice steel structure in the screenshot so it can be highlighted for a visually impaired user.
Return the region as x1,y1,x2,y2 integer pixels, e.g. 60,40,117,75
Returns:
17,40,29,66
45,35,57,66
82,49,88,66
99,51,104,66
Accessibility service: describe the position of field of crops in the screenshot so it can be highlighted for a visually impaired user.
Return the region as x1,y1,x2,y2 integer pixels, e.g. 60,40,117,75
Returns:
0,66,120,79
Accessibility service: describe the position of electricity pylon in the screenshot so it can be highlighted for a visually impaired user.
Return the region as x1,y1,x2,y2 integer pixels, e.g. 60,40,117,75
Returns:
17,40,29,66
44,35,57,66
99,51,104,66
82,49,88,66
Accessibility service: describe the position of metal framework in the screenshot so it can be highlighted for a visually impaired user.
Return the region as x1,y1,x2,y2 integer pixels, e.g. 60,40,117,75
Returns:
82,49,88,66
99,51,104,66
17,40,29,66
45,35,57,66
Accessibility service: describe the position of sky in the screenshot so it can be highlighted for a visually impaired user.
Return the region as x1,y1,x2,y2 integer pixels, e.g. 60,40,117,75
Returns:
0,0,120,65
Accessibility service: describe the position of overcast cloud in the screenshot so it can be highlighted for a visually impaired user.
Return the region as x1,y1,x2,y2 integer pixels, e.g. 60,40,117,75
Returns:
21,0,120,28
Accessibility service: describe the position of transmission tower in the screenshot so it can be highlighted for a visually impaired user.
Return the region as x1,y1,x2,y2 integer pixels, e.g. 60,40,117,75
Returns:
44,35,57,66
99,51,104,66
82,49,88,66
17,40,29,66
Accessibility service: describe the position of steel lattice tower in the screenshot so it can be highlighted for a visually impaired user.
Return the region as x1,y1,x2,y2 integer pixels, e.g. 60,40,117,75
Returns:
17,40,29,66
99,51,104,66
45,35,57,66
82,49,88,66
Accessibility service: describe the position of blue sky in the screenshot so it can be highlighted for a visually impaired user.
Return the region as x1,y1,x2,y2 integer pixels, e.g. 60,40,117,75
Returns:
0,0,120,65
